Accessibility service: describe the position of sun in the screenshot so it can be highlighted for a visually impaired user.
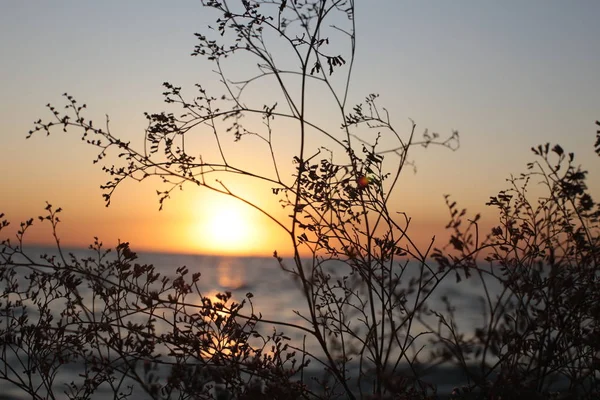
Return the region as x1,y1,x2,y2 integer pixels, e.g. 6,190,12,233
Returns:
191,194,257,255
185,188,293,256
208,206,248,245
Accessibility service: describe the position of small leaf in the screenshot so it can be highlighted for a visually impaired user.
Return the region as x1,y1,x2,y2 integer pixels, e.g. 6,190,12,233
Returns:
552,144,564,156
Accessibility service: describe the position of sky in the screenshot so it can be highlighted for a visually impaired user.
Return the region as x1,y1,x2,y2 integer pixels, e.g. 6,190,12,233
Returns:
1,1,599,257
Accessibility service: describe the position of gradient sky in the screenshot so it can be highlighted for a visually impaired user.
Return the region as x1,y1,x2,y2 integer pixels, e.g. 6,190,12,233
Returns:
1,1,599,256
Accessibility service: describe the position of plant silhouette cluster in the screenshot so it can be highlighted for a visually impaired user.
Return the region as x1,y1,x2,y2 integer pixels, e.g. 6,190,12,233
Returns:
2,1,598,399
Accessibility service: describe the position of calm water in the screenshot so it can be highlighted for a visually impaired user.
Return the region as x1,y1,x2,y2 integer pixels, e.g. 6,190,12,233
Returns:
0,247,514,398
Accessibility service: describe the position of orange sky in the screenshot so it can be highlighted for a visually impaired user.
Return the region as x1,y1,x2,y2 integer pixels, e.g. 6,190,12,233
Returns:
1,1,599,257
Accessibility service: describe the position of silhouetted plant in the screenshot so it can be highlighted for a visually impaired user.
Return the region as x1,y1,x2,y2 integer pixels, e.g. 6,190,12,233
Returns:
2,0,598,399
431,142,600,399
1,205,310,399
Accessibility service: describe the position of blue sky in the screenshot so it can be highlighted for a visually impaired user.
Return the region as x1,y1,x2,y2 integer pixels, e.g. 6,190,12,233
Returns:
1,1,599,254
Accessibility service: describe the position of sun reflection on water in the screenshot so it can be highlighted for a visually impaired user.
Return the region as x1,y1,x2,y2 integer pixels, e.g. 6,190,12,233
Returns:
217,258,247,290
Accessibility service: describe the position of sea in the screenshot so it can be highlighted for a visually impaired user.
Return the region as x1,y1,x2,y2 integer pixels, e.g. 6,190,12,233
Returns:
0,246,555,399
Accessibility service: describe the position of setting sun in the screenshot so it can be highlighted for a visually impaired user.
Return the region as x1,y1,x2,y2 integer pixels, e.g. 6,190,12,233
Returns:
190,193,260,255
208,204,249,245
